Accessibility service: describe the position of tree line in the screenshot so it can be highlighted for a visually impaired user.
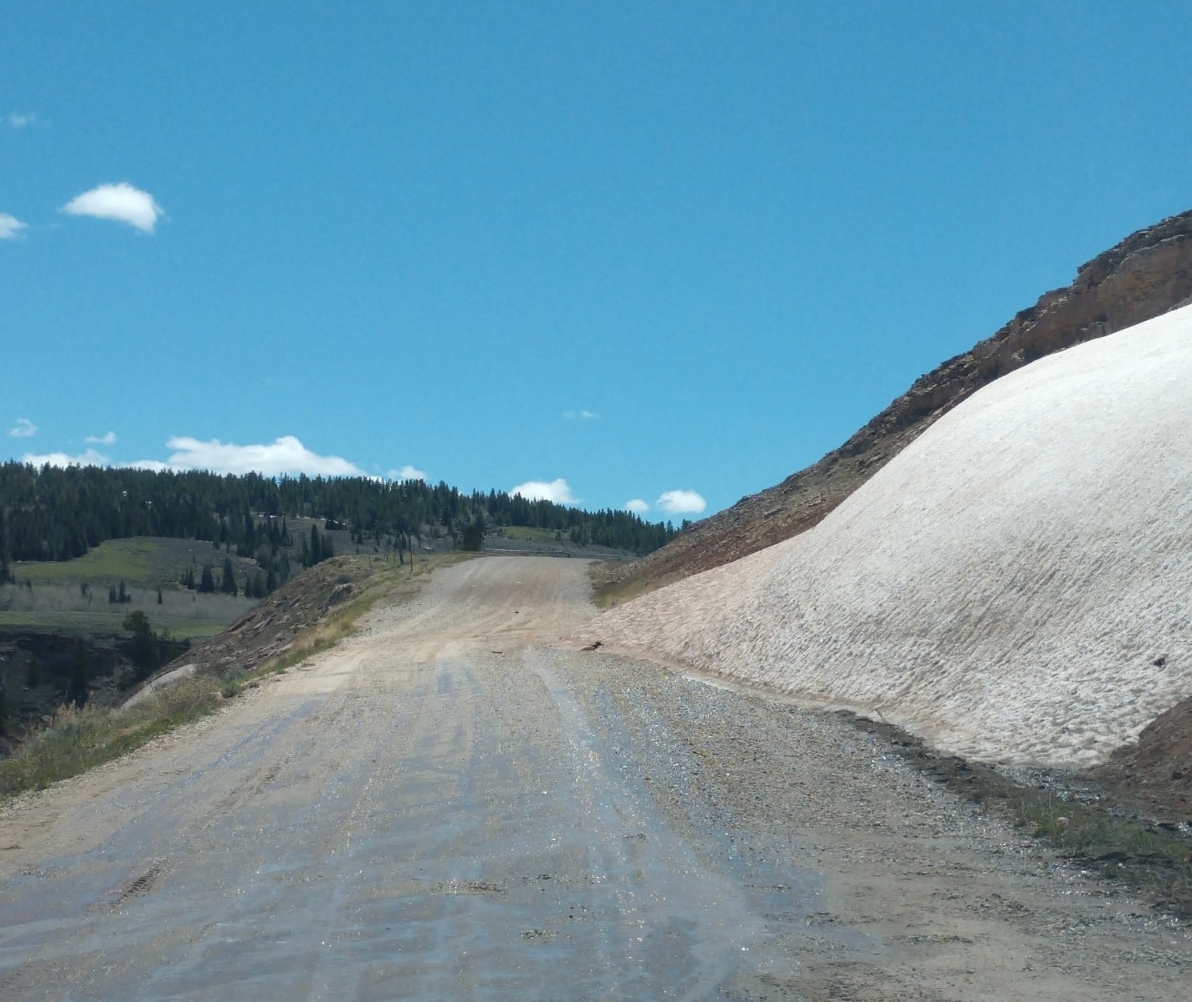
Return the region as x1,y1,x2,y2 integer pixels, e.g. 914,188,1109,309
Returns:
0,462,680,577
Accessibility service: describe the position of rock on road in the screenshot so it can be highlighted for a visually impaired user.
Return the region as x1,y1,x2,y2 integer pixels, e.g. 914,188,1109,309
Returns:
1,557,1189,1000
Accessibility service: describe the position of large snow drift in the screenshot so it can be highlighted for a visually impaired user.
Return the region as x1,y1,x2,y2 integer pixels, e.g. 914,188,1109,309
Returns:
588,304,1192,768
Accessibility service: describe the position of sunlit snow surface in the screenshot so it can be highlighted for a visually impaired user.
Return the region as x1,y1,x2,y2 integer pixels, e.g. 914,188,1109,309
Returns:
591,304,1192,768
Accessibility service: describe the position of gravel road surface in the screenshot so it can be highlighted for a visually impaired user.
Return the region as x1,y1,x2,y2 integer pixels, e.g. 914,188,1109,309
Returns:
1,557,1189,1000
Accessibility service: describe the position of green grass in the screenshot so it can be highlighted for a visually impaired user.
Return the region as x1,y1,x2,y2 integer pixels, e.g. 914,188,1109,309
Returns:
489,525,563,543
12,537,212,588
1011,791,1191,867
2,537,264,637
1000,786,1192,917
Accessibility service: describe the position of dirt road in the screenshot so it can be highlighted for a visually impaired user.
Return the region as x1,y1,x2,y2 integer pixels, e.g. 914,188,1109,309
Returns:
1,557,1189,1000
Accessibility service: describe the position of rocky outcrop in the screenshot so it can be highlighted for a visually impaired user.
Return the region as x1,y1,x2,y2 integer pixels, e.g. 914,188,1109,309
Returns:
598,209,1192,593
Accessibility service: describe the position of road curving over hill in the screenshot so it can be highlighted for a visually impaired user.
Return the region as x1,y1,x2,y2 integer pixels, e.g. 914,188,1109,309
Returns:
2,557,1189,1000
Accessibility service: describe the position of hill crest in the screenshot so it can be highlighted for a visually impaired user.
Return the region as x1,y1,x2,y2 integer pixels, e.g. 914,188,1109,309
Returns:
598,208,1192,595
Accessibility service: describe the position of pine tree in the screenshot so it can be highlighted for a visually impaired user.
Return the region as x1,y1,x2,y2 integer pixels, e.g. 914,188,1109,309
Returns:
123,610,160,681
198,564,216,594
309,524,322,566
69,640,90,707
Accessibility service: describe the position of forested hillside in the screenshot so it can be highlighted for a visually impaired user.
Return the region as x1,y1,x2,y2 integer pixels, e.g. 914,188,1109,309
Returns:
0,463,677,584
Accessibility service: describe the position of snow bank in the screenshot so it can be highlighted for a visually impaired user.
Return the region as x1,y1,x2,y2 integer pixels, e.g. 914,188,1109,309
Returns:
589,304,1192,768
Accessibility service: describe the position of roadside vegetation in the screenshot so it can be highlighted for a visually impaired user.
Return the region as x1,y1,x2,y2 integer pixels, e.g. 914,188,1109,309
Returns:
0,551,462,800
846,712,1192,920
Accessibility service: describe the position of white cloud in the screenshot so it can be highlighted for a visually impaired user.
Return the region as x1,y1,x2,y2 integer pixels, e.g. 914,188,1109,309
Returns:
511,478,578,504
388,464,427,483
22,448,108,468
85,430,118,445
656,489,707,515
9,418,37,438
61,182,164,233
625,498,650,515
562,409,600,420
163,436,366,477
0,213,28,240
8,112,36,128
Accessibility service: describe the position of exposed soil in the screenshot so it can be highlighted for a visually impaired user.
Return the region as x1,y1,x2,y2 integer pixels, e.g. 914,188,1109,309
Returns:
168,553,387,679
1094,695,1192,821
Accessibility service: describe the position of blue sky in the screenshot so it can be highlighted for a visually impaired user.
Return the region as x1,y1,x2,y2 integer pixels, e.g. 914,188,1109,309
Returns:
4,2,1190,520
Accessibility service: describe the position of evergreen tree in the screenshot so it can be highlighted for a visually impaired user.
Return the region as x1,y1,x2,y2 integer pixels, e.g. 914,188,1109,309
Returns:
69,640,90,707
198,564,216,594
309,524,322,566
220,557,238,596
461,518,485,551
123,610,160,681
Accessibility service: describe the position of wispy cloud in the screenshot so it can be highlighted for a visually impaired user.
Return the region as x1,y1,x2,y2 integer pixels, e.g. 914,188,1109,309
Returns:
562,409,600,420
0,213,28,240
624,498,650,515
511,478,578,504
388,464,427,483
161,436,366,476
7,112,36,129
656,489,707,515
61,182,164,233
8,418,37,438
22,448,108,468
85,430,118,445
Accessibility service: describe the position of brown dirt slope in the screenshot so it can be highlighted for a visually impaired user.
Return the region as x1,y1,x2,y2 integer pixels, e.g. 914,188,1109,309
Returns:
1095,691,1192,821
134,555,383,686
597,208,1192,594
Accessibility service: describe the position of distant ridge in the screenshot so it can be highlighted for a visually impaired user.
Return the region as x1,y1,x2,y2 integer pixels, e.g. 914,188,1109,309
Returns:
598,209,1192,595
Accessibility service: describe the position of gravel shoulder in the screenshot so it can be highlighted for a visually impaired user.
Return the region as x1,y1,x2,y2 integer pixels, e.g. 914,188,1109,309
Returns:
1,557,1189,1000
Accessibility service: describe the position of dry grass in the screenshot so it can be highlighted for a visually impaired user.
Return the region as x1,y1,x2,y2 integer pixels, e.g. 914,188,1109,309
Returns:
0,551,473,801
0,678,220,797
